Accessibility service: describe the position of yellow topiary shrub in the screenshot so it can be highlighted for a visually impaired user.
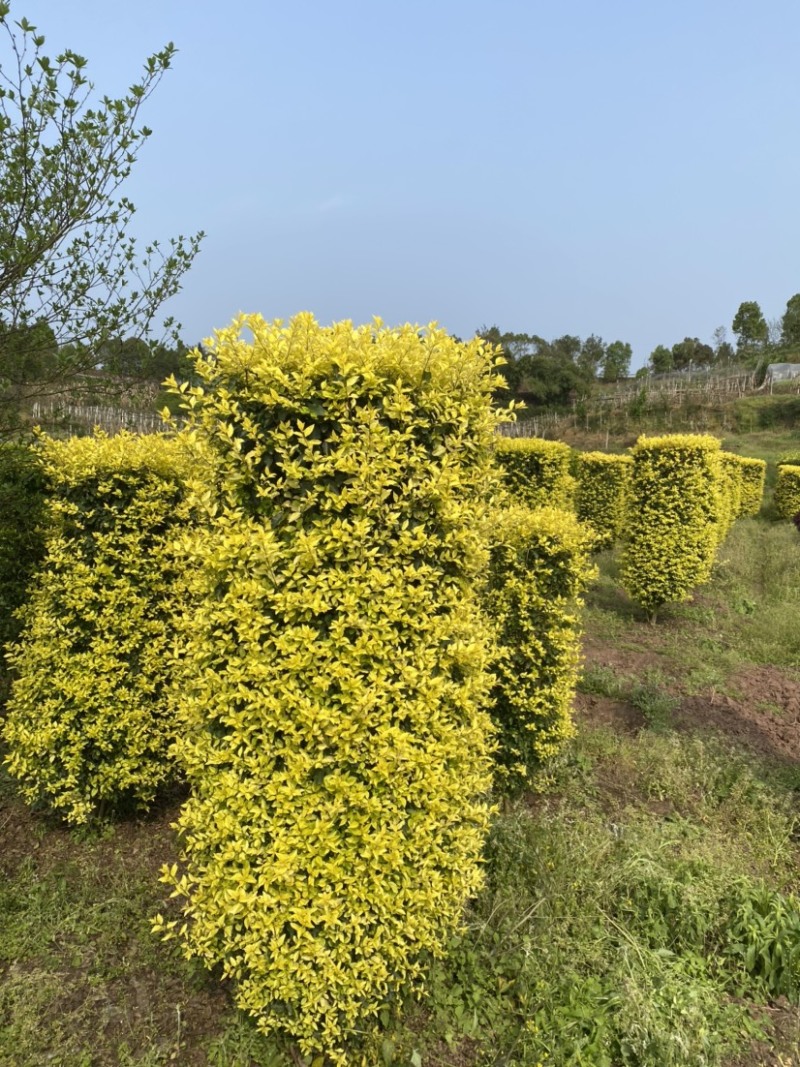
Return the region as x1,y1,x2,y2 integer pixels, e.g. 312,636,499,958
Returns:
718,452,745,542
774,464,800,520
735,456,766,517
2,431,192,825
483,504,596,795
621,434,724,616
575,451,632,549
494,436,576,509
154,314,504,1063
0,443,48,669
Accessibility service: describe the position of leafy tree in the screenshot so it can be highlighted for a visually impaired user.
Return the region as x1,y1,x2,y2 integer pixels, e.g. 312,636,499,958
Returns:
732,301,768,351
716,341,735,364
95,335,192,381
477,326,597,407
600,340,632,382
671,337,714,371
0,318,57,383
516,353,589,406
99,336,153,377
549,334,581,363
648,344,673,374
148,339,195,382
766,317,783,347
576,334,605,378
712,326,735,365
781,293,800,347
0,3,203,433
694,340,715,367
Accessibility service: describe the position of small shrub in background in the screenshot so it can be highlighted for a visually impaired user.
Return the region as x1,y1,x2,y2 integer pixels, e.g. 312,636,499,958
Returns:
0,443,48,675
774,463,800,521
621,434,724,618
2,431,192,825
156,314,504,1063
735,455,767,517
484,504,596,795
718,452,745,541
494,436,575,509
575,451,632,549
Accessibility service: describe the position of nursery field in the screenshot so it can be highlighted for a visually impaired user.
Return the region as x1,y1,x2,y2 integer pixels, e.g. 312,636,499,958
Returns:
2,464,800,1065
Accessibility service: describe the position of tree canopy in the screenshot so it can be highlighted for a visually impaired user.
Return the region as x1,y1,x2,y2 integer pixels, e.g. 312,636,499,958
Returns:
732,301,768,351
600,340,632,382
781,293,800,347
477,326,603,407
0,2,203,432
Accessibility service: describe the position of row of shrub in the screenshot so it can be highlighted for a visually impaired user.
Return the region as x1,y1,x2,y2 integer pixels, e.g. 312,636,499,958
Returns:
621,439,767,615
1,317,595,1063
0,424,776,830
495,434,769,617
494,436,768,553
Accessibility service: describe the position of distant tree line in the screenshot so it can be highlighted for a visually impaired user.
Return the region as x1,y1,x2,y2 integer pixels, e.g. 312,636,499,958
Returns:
645,294,800,376
476,327,632,408
481,294,800,414
0,318,199,389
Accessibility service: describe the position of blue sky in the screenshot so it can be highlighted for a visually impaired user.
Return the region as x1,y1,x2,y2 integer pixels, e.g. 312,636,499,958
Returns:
14,0,800,369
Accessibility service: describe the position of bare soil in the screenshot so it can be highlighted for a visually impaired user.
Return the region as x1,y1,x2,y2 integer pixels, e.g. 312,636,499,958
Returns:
579,628,800,768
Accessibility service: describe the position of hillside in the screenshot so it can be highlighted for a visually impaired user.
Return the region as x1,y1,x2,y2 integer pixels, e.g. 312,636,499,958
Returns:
503,376,800,445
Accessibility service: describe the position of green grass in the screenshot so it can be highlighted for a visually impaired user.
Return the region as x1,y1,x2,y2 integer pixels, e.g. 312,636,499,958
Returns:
388,726,800,1067
582,517,800,678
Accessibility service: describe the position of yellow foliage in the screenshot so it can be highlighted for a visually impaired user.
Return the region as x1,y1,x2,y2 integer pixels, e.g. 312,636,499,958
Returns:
2,431,192,825
494,436,576,510
734,456,766,517
774,464,800,520
575,451,632,549
621,434,724,614
718,452,745,542
157,314,504,1062
483,505,596,794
